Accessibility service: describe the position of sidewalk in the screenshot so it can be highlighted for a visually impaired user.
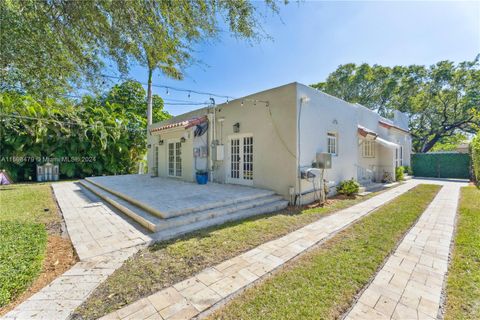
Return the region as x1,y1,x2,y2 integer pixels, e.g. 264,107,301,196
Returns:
3,182,151,320
344,180,465,320
99,181,421,320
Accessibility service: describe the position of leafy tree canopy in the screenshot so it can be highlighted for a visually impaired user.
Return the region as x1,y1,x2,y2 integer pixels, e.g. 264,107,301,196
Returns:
430,133,468,152
0,81,168,181
104,80,169,123
312,58,480,152
1,0,282,109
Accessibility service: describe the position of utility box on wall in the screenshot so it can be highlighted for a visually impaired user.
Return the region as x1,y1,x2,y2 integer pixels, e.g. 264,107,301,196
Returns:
313,152,332,169
212,144,224,161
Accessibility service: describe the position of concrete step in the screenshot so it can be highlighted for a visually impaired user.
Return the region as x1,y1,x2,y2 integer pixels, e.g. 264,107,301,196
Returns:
151,200,289,242
79,180,161,232
79,180,288,237
156,194,285,232
84,176,277,218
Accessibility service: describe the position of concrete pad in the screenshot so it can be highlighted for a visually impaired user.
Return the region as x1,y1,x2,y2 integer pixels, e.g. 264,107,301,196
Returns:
86,175,276,218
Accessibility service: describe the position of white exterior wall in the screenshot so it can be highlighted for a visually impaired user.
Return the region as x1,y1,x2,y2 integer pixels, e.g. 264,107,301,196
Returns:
295,84,358,198
147,83,299,199
147,82,412,203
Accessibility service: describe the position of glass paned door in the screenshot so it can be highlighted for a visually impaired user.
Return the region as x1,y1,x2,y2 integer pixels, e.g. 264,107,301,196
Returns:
228,135,253,185
168,142,182,177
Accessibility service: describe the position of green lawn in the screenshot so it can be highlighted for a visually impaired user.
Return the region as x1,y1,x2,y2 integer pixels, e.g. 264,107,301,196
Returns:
209,184,440,320
444,186,480,320
0,183,59,307
76,189,389,319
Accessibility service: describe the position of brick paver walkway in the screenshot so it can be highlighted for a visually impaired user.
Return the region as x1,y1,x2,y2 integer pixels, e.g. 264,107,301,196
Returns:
99,181,422,320
345,180,466,320
53,182,151,260
3,182,151,320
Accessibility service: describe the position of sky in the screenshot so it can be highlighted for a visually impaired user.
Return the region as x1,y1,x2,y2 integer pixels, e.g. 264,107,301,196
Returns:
123,1,480,116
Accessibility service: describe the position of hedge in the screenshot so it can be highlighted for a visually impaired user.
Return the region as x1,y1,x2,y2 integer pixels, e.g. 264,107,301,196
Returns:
411,153,471,179
472,135,480,183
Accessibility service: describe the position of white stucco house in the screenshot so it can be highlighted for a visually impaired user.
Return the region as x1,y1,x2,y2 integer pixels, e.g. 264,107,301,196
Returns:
147,82,411,204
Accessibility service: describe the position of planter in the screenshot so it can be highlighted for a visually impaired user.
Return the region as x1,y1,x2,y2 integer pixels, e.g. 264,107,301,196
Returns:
196,171,208,185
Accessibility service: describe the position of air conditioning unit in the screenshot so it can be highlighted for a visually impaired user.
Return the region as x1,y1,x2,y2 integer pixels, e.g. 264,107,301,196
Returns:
313,152,332,169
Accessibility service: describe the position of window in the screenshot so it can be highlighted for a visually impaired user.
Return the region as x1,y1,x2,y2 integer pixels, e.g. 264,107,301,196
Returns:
363,140,375,158
395,146,403,167
327,133,337,155
154,146,159,167
168,142,182,177
243,136,253,180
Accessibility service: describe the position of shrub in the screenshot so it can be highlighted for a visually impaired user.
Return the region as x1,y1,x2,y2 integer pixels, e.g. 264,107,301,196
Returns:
472,135,480,184
396,166,405,181
336,179,360,196
402,166,412,175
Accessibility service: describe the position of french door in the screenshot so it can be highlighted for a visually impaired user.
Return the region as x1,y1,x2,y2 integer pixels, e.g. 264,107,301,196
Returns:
227,134,254,185
168,141,182,177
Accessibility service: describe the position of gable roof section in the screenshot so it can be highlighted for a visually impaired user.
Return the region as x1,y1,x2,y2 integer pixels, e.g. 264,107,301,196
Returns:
378,120,409,134
358,125,378,138
150,116,207,134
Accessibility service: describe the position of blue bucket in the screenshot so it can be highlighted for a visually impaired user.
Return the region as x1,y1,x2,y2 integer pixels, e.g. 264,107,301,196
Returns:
196,172,208,185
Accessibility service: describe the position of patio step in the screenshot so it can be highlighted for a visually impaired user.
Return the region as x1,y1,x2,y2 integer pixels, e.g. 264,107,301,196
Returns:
151,199,289,242
79,180,161,232
79,180,288,236
84,176,277,218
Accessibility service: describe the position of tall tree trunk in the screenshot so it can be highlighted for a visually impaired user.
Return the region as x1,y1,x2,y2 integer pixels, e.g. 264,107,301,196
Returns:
146,67,153,125
421,134,441,153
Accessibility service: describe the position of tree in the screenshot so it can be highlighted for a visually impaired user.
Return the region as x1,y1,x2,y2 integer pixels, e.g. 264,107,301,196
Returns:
312,58,480,152
0,81,167,181
105,80,170,123
430,133,468,152
3,1,282,124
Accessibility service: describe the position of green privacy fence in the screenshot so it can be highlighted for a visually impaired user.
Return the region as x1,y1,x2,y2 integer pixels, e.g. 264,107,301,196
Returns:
411,153,471,179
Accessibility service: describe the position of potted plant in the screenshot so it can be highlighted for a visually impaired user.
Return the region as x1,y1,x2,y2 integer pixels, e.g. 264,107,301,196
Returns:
195,170,208,185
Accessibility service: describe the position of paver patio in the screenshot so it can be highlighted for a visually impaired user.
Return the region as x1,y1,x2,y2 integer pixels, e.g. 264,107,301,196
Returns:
3,182,151,320
98,180,425,320
345,180,466,320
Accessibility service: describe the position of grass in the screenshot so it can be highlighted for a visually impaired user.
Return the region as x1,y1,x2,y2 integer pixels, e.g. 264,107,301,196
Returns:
76,189,389,319
0,183,59,307
209,184,440,320
444,186,480,320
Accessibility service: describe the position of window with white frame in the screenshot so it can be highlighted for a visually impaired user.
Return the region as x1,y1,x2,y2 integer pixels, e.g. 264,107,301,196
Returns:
363,140,375,158
327,132,337,155
395,146,403,167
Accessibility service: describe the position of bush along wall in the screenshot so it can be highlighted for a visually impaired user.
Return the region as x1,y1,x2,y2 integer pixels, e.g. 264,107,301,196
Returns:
411,152,471,179
472,135,480,183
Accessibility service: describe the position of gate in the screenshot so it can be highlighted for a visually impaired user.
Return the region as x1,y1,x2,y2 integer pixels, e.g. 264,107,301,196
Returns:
411,153,471,179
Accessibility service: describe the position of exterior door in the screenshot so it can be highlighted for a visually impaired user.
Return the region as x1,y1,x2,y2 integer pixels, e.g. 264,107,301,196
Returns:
167,141,182,177
227,134,254,185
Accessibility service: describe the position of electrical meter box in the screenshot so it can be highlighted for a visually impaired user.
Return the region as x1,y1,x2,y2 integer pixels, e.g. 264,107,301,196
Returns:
193,146,208,158
313,152,332,169
200,146,208,158
193,148,200,157
212,144,224,161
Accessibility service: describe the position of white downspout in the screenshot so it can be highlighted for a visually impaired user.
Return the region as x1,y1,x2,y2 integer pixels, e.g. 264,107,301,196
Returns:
297,96,310,206
209,98,216,182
